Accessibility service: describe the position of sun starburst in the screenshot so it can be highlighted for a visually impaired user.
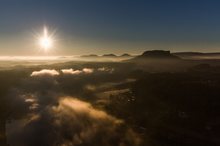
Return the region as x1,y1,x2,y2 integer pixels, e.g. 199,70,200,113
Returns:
38,27,54,51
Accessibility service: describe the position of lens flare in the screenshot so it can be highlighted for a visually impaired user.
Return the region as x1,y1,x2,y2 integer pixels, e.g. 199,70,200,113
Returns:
38,27,54,51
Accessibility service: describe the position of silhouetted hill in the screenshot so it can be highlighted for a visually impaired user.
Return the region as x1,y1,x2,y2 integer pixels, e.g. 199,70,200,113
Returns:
120,53,131,57
131,50,180,61
173,52,220,59
102,54,117,57
81,54,99,58
173,52,204,56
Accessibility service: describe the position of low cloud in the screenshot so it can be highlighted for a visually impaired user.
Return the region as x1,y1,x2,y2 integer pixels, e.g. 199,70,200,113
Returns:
30,69,59,77
8,97,141,146
31,67,111,77
61,68,94,75
98,67,114,73
61,68,82,75
82,68,94,74
8,66,141,146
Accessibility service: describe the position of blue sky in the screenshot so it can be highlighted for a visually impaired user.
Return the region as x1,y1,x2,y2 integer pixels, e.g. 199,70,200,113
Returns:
1,0,220,55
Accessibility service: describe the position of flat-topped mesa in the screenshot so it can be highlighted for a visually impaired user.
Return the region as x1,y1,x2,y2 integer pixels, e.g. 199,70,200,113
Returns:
139,50,180,59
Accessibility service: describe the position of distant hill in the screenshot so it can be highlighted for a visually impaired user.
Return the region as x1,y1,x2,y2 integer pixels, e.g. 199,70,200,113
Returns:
132,50,180,61
82,53,132,58
102,54,117,57
173,52,204,55
125,50,187,72
120,53,131,57
81,54,99,58
173,52,220,59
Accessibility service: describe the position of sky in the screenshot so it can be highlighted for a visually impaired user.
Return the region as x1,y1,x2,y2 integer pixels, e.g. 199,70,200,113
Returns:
1,0,220,55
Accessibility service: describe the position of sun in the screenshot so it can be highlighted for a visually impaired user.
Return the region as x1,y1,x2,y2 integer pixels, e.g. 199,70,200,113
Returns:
38,27,54,51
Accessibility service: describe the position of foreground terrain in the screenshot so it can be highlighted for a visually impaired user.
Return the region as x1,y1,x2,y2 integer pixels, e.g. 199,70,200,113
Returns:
0,51,220,146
